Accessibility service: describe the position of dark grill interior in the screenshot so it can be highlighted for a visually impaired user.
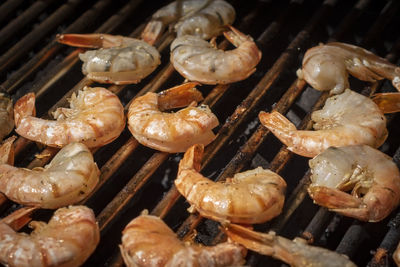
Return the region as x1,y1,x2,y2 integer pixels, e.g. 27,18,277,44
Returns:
1,0,400,266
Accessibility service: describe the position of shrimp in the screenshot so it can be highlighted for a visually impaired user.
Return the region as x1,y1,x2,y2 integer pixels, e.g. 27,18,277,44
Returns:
0,205,100,267
0,142,99,209
175,144,286,224
308,145,400,222
57,33,161,84
120,213,246,267
0,93,14,141
224,223,357,267
14,86,125,148
259,89,388,158
170,25,262,84
141,0,235,45
297,42,400,94
127,82,219,153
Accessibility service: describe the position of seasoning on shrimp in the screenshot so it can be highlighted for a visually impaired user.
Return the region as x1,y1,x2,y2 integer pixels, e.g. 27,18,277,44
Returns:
297,42,400,94
308,145,400,222
170,25,262,84
0,142,99,209
224,223,357,267
175,144,286,224
14,86,125,148
120,213,246,267
127,82,219,153
0,205,100,267
259,89,388,158
57,33,161,84
142,0,236,44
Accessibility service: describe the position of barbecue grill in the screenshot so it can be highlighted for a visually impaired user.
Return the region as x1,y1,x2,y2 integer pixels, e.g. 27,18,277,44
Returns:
1,0,400,266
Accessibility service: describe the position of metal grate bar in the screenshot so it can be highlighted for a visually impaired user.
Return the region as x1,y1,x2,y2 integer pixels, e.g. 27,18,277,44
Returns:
0,0,83,75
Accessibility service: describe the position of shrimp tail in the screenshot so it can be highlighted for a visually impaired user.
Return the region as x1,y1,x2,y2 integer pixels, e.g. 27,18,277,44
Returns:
0,206,37,231
179,144,204,172
157,82,203,110
0,135,16,165
223,25,252,47
307,186,377,221
57,33,126,49
372,92,400,114
14,92,36,126
308,186,363,210
141,20,165,45
259,110,299,149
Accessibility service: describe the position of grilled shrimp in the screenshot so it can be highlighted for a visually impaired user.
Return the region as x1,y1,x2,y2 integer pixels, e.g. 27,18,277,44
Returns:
175,144,286,224
0,205,100,267
297,42,400,94
170,25,262,84
57,33,161,84
0,142,99,209
127,82,219,153
14,86,125,148
224,223,357,267
120,213,246,267
0,93,14,141
142,0,235,45
308,145,400,222
259,89,388,158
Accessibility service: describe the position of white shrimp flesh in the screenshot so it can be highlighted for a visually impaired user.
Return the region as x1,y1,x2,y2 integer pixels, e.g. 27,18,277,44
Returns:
259,89,388,157
0,142,99,209
308,145,400,222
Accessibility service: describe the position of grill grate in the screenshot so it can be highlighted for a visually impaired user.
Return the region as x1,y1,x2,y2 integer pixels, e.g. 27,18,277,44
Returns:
0,0,400,266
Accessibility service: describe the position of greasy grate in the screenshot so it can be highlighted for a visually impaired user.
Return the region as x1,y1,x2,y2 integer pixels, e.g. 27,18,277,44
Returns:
0,0,400,266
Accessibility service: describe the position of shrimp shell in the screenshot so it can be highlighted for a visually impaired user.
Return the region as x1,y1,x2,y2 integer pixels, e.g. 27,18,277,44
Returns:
170,25,262,84
120,214,246,267
298,42,400,94
259,89,388,158
127,84,219,153
0,142,99,209
175,144,286,224
0,205,99,267
141,0,235,44
308,145,400,222
14,86,125,148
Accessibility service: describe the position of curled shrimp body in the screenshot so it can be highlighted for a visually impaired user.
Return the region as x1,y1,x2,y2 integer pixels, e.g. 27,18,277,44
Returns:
0,205,100,267
224,223,356,267
0,93,14,141
170,25,262,84
14,86,125,148
259,89,388,158
176,144,286,224
120,213,246,267
57,33,161,84
308,145,400,222
142,0,235,45
297,42,400,94
0,142,99,209
127,83,219,153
